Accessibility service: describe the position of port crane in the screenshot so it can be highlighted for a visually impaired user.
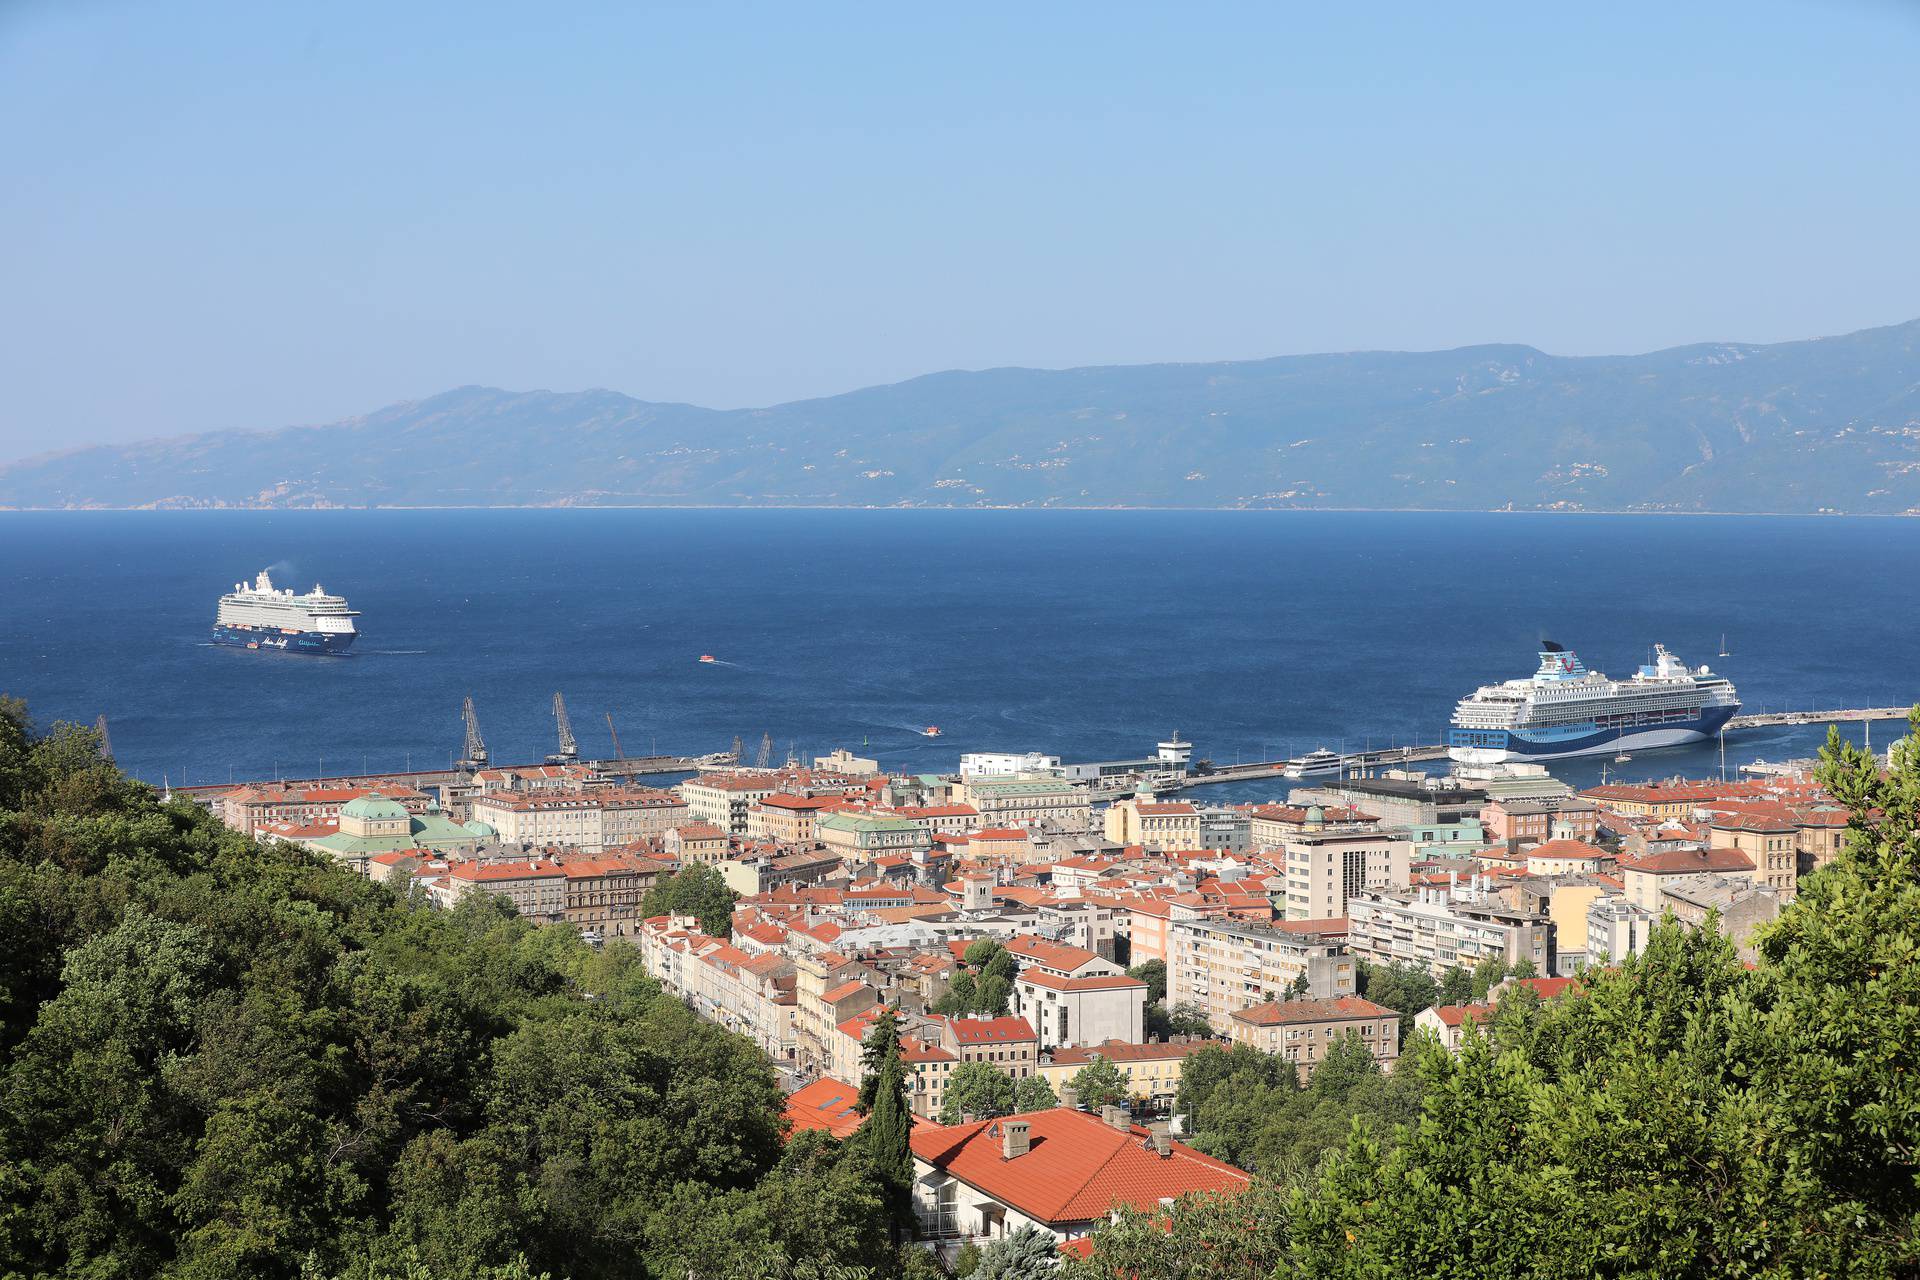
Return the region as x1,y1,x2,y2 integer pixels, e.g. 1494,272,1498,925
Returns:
754,732,772,769
457,697,489,772
605,712,625,760
94,715,113,762
546,693,579,765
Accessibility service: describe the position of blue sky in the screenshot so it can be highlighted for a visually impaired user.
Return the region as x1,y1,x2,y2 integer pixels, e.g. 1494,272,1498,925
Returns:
1,1,1916,460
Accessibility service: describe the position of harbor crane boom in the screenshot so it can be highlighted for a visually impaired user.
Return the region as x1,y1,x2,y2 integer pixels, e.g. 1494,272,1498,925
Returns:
547,692,579,764
605,712,625,760
457,697,489,772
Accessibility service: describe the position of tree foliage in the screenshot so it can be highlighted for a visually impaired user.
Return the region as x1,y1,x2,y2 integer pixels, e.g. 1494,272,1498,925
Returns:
1067,1055,1129,1110
637,863,738,936
973,1224,1059,1279
940,1061,1015,1124
932,940,1013,1017
0,700,878,1280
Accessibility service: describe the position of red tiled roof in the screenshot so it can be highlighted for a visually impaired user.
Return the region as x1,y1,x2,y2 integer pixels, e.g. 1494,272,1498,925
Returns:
785,1078,865,1139
909,1108,1249,1225
1046,1039,1221,1066
1428,1002,1495,1028
945,1016,1037,1044
1527,838,1609,860
1620,847,1756,875
1229,995,1394,1026
822,979,873,1004
1018,970,1147,994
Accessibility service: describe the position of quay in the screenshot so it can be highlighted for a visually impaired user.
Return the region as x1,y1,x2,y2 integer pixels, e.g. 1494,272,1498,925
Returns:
174,751,729,797
1725,707,1910,729
1157,706,1911,793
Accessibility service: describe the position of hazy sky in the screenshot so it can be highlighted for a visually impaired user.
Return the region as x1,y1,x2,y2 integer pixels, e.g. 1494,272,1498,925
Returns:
2,2,1917,461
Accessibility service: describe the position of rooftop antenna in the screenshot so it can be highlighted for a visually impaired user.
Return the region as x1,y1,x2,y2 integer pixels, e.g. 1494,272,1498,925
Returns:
547,692,579,765
457,697,489,772
94,715,113,762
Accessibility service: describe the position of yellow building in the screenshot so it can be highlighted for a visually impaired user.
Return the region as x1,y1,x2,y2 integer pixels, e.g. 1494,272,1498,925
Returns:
1036,1038,1219,1107
1103,797,1202,851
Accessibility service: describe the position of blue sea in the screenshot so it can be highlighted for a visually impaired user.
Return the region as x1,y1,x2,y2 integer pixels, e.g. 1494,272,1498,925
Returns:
1,510,1914,795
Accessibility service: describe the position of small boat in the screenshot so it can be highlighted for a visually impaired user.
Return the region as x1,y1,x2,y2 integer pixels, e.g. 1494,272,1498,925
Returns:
1614,752,1632,763
921,726,942,737
698,654,717,664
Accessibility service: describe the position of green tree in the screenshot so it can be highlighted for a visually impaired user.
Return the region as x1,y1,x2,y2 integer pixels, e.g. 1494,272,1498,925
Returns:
1435,964,1472,1007
974,973,1012,1017
1126,959,1166,1005
940,1061,1015,1124
975,1223,1059,1279
1357,959,1440,1040
856,1007,902,1112
1013,1074,1057,1112
1467,953,1508,1001
854,1024,914,1245
638,864,739,936
1068,1055,1129,1110
932,971,977,1016
1063,1181,1293,1280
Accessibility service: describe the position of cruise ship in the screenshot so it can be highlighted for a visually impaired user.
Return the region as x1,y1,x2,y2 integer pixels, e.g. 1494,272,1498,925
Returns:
211,570,360,655
1447,642,1738,764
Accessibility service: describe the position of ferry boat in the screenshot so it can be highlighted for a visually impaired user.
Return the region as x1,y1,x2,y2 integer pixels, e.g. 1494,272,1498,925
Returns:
698,654,717,664
211,570,359,655
921,726,943,737
1282,747,1344,779
1448,642,1738,764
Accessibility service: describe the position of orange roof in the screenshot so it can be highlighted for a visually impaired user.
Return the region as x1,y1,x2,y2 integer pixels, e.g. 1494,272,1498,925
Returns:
1229,995,1394,1027
822,979,873,1004
1018,970,1147,994
1428,1002,1495,1028
1619,847,1756,875
784,1078,865,1139
944,1016,1037,1044
910,1108,1249,1225
1046,1039,1221,1066
1003,934,1101,972
1526,838,1609,860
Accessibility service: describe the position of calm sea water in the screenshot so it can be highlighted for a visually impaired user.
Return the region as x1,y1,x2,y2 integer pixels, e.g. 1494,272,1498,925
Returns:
1,510,1914,795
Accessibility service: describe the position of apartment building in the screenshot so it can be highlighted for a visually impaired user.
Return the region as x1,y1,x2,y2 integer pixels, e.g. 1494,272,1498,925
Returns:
1706,812,1799,899
938,1015,1040,1079
747,792,847,843
446,858,568,923
1036,1038,1218,1108
1166,917,1356,1031
1280,824,1412,920
679,773,787,834
1226,995,1399,1074
1345,884,1551,977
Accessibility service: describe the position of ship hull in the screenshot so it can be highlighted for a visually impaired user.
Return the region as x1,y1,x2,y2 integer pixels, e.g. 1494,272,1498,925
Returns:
211,623,356,656
1448,703,1737,764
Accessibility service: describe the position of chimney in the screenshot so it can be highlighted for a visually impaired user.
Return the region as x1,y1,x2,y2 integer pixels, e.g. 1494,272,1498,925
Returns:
1059,1086,1079,1110
1001,1120,1031,1159
1101,1104,1129,1131
1147,1120,1171,1157
961,1113,977,1126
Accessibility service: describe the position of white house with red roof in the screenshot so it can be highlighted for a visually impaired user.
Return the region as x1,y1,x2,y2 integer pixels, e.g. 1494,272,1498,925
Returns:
910,1104,1249,1252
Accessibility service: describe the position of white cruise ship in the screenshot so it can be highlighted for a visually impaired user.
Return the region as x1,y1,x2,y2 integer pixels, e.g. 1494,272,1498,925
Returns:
212,570,360,655
1447,642,1738,764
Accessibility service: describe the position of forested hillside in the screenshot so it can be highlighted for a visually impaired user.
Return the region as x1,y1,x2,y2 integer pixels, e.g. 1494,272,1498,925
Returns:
0,699,897,1280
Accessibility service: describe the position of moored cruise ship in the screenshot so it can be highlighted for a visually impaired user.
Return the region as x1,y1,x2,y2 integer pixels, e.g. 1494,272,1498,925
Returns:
1447,642,1738,764
212,570,360,655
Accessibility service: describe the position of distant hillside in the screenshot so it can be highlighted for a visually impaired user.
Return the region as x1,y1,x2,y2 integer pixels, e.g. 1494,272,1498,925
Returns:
5,320,1919,512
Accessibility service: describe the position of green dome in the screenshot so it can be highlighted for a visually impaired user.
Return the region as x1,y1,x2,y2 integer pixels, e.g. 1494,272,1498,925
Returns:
463,819,498,837
341,795,409,822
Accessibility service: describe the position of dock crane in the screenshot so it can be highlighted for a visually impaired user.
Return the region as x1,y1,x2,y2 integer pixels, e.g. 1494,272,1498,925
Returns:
94,715,113,762
457,697,489,772
605,712,625,760
546,692,579,765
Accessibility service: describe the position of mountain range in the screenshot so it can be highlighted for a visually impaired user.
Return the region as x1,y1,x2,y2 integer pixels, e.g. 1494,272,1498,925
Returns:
4,319,1918,513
